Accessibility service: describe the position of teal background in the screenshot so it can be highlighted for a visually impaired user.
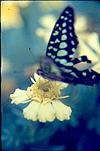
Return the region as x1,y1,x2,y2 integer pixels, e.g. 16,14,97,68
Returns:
1,1,100,151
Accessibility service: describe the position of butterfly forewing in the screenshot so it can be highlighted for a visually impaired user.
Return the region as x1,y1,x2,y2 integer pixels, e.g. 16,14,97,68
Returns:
46,6,79,67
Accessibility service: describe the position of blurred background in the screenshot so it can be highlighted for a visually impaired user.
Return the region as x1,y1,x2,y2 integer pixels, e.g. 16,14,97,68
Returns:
1,1,100,151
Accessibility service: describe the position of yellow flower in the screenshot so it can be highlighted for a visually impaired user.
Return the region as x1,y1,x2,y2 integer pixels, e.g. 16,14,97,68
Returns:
36,15,56,43
10,73,72,122
75,16,100,73
1,57,12,74
78,33,100,73
38,1,65,11
75,15,88,32
1,1,31,29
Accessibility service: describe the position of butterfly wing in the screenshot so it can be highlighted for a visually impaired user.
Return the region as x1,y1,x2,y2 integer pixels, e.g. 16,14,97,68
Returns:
64,58,100,85
46,6,78,65
39,6,100,85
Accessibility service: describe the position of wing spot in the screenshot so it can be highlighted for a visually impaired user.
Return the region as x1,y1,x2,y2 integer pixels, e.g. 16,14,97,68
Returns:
48,46,53,50
53,48,58,51
55,58,60,62
50,41,54,44
59,42,67,49
53,30,59,36
69,19,72,22
72,48,76,52
61,34,67,41
71,41,75,45
56,24,59,27
70,33,73,37
47,53,51,56
59,59,73,66
67,62,73,66
57,50,68,57
92,75,96,79
82,72,87,76
59,27,62,30
62,22,67,27
64,17,68,21
61,68,72,73
51,55,56,59
61,16,64,19
71,72,78,78
60,59,68,65
62,29,67,34
78,57,82,61
69,54,74,58
69,26,72,30
55,38,60,43
65,11,69,14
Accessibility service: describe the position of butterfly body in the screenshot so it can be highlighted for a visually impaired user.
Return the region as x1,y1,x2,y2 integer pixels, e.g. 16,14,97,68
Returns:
37,6,100,86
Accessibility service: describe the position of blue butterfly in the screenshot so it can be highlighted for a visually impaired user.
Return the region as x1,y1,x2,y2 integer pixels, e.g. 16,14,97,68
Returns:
37,6,100,86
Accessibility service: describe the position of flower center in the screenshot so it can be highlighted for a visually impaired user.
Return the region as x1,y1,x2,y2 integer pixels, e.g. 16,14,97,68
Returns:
39,83,51,92
30,79,62,102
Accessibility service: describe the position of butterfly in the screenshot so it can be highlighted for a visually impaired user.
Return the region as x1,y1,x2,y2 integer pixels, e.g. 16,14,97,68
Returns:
37,6,100,86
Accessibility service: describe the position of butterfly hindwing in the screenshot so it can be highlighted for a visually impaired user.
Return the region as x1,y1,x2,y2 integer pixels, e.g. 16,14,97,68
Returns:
60,55,100,85
70,68,100,85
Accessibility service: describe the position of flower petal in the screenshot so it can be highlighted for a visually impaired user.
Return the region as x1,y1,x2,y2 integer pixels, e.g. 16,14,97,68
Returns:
34,73,44,81
30,77,36,83
10,89,30,104
23,101,40,121
38,102,55,122
52,101,72,121
60,83,68,89
55,81,68,89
